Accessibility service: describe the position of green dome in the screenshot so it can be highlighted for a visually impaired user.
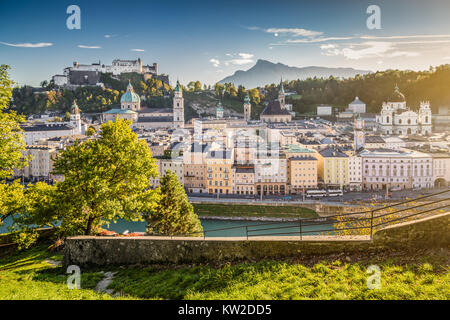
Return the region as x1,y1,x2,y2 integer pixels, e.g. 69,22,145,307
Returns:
217,101,224,111
120,82,140,103
388,85,405,102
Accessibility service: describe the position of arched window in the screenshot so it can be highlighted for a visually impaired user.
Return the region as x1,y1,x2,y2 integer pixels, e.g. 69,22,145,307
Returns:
386,116,390,123
425,116,429,123
399,119,402,124
408,119,411,125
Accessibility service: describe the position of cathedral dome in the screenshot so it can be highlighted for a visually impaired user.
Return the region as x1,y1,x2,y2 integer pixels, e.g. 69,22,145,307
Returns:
388,85,405,102
120,82,140,103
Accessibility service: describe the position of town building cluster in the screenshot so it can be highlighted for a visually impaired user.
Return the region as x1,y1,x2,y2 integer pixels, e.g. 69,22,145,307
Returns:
15,79,450,195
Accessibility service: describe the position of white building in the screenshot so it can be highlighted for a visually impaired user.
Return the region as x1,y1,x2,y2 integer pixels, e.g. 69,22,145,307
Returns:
317,105,332,116
14,145,57,181
150,157,185,187
22,101,82,145
360,148,433,191
376,86,432,136
383,137,406,150
348,97,366,114
432,153,450,187
348,155,362,191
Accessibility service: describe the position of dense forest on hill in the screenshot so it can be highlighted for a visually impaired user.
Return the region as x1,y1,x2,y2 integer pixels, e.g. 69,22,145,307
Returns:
10,73,172,115
277,65,450,115
8,64,450,117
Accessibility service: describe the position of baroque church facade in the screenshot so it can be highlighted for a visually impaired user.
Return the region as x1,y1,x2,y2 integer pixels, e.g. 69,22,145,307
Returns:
376,86,432,136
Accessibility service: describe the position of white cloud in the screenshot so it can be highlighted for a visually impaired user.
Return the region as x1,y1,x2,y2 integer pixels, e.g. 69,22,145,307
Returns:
104,34,117,38
286,36,354,43
361,34,450,40
226,53,254,65
131,48,145,52
320,41,421,60
209,58,220,67
0,42,53,48
78,45,102,49
320,44,336,50
265,28,322,37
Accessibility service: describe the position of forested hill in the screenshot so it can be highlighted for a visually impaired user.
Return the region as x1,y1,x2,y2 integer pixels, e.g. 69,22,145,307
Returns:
11,72,172,115
275,64,450,114
9,64,450,116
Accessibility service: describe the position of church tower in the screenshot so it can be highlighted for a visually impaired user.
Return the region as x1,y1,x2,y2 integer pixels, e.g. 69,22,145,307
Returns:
278,78,285,108
70,100,82,134
354,114,365,151
173,80,184,129
216,101,224,119
419,101,432,135
243,91,251,121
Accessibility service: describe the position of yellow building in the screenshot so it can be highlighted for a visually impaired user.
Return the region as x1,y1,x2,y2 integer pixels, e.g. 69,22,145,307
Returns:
183,143,209,193
287,156,318,193
206,150,233,194
317,147,349,189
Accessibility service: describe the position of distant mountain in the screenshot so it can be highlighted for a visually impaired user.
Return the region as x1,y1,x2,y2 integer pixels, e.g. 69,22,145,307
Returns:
218,59,371,88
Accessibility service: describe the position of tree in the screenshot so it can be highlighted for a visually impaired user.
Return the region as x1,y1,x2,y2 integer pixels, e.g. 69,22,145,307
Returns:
64,112,71,121
0,180,26,226
86,126,96,136
0,65,29,179
52,118,159,235
146,171,203,237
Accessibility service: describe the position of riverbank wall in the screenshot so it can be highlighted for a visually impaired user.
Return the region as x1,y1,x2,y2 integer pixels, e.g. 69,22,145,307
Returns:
64,212,449,267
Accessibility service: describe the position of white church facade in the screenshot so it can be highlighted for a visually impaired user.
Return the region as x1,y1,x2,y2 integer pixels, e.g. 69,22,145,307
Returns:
376,86,432,136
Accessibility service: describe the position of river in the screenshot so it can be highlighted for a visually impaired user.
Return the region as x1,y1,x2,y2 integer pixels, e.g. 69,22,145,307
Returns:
0,216,334,237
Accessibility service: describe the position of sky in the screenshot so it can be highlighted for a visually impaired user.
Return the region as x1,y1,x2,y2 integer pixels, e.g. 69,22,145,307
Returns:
2,0,450,87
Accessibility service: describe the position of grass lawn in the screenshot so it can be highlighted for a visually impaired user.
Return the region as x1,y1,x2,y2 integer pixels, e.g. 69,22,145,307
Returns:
192,203,318,219
0,244,448,300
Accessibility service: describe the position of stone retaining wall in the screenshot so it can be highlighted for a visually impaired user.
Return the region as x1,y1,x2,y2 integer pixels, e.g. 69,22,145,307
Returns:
64,212,449,267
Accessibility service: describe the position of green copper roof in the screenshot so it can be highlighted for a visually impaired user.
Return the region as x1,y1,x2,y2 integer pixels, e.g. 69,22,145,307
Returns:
284,144,314,153
71,100,80,114
279,78,285,94
217,101,224,111
174,80,182,92
388,84,405,102
244,91,250,103
104,108,137,114
120,82,140,103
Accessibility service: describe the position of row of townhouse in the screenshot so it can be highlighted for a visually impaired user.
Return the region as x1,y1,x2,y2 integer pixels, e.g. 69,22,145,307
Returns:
147,143,449,194
317,147,450,191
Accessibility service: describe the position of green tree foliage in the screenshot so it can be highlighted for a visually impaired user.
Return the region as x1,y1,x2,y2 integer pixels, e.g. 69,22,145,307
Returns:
146,171,203,237
85,126,96,136
248,88,261,104
0,180,25,226
51,118,159,235
283,66,450,114
11,72,173,115
0,65,29,179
